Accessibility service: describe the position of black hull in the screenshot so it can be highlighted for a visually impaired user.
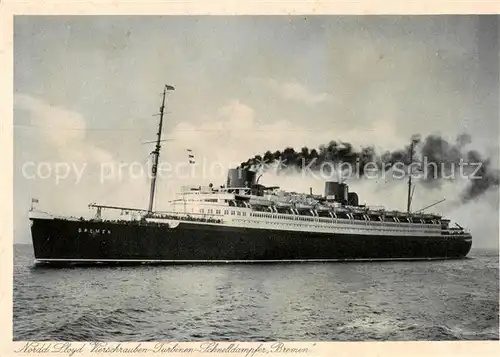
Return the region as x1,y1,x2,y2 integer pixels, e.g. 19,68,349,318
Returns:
30,218,472,265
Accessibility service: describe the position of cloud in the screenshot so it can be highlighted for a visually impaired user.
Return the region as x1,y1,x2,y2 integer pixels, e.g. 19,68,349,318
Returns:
247,78,333,105
279,81,332,105
14,94,113,163
164,99,339,169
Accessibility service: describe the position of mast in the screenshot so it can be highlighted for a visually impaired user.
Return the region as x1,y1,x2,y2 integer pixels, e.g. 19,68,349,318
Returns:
148,84,175,213
407,139,415,213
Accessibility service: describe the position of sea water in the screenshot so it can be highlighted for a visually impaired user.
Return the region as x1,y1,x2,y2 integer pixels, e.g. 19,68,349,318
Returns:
13,244,499,341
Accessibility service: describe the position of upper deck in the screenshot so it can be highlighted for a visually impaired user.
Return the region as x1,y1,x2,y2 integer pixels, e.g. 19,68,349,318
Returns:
170,185,450,229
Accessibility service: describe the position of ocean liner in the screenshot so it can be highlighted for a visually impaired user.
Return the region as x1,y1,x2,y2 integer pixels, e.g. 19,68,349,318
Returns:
29,85,472,265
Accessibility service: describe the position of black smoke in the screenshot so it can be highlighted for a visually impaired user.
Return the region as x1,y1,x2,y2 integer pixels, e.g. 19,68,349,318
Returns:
461,151,500,202
418,134,500,202
239,141,379,176
238,133,499,203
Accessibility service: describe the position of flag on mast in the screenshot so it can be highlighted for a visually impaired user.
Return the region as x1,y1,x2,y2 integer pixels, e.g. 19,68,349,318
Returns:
166,85,175,91
187,149,195,164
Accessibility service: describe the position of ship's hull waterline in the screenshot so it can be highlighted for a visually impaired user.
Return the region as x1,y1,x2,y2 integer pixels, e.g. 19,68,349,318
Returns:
30,218,472,265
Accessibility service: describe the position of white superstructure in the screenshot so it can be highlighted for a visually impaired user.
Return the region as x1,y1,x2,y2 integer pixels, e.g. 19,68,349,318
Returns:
143,184,462,238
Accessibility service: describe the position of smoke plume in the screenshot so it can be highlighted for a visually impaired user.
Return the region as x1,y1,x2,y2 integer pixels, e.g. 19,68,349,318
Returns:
238,133,499,203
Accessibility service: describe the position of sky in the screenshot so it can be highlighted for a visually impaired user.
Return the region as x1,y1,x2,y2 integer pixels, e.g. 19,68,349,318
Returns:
13,15,499,249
